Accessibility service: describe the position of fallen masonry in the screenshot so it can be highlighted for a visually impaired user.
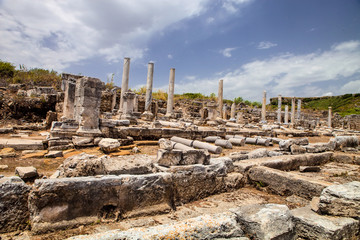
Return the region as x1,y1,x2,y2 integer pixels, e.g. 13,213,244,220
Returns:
0,67,360,239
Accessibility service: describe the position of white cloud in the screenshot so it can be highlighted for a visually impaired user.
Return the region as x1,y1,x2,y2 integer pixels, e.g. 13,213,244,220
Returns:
206,17,215,24
220,47,236,57
222,0,252,13
339,80,360,94
257,41,278,50
175,40,360,101
322,92,334,97
167,54,173,59
0,0,209,71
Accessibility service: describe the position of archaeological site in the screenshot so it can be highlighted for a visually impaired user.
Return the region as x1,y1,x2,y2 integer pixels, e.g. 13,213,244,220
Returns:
0,57,360,240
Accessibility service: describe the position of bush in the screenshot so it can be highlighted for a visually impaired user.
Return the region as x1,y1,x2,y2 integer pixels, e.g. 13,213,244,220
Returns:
0,60,16,79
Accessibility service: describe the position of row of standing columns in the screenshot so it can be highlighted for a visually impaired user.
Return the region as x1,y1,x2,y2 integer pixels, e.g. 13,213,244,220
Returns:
114,58,176,119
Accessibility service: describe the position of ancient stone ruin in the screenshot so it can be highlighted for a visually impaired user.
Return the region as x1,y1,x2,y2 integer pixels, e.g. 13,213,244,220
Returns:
0,57,360,239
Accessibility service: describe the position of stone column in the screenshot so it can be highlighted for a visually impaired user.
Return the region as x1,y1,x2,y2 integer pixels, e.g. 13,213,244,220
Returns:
119,57,130,112
74,77,104,135
277,95,282,124
133,94,138,112
328,107,332,128
297,99,302,119
144,62,154,113
261,90,266,122
63,78,76,119
218,80,223,118
121,91,136,120
284,105,289,124
165,68,175,117
230,103,236,120
111,87,118,111
291,97,296,124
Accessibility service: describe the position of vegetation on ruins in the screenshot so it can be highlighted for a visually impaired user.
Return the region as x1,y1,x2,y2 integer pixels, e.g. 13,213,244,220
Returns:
0,60,61,90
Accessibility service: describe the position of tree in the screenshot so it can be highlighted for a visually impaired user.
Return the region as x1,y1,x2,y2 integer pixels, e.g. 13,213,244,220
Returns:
234,97,243,104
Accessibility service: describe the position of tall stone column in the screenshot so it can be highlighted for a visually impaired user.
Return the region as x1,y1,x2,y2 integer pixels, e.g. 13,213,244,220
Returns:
297,99,302,119
165,68,175,117
230,102,236,120
291,97,296,124
218,80,223,118
284,105,289,124
74,77,104,135
119,57,130,112
261,90,266,122
277,95,282,123
328,107,332,128
111,87,118,111
144,62,154,112
63,78,76,119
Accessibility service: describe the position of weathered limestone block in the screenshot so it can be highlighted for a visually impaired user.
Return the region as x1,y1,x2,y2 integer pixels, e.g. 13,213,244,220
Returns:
170,157,237,203
318,181,360,219
334,136,359,150
232,204,295,240
0,147,16,157
68,212,244,240
57,153,105,177
29,173,174,233
249,166,331,199
74,77,104,135
98,138,120,153
248,148,268,159
45,150,63,158
57,153,154,177
72,136,94,147
182,149,210,165
292,206,359,240
305,141,336,153
0,177,31,233
15,166,39,180
290,144,306,154
156,149,182,167
332,153,354,164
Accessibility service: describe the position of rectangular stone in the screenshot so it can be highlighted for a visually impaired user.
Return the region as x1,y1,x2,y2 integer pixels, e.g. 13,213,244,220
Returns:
29,173,173,233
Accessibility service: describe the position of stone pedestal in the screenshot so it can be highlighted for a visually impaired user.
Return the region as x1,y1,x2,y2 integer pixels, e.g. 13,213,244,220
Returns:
111,87,119,111
74,77,104,135
121,91,136,121
207,102,218,120
218,80,223,119
119,57,130,113
165,68,175,117
277,95,282,124
261,90,267,123
62,74,83,120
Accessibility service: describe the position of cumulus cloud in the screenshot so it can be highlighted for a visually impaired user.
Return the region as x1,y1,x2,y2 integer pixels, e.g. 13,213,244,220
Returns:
257,41,278,49
339,80,360,94
167,54,173,59
0,0,209,71
174,40,360,101
220,47,236,57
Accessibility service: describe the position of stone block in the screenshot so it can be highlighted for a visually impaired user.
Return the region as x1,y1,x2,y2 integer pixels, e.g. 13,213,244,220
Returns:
45,150,63,158
290,144,306,155
299,166,321,172
68,212,244,240
332,153,354,164
249,166,331,199
156,149,182,167
0,147,16,158
72,136,94,147
0,177,31,233
181,149,210,165
292,206,359,240
233,204,295,240
318,181,360,219
15,166,39,180
248,148,268,159
28,173,173,233
98,138,120,153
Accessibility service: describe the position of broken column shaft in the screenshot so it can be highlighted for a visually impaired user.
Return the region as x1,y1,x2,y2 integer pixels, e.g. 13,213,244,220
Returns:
261,90,266,122
144,62,154,113
218,80,223,118
291,97,296,125
277,95,282,123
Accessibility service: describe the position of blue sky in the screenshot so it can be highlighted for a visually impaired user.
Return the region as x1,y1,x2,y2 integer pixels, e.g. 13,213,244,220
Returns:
1,0,360,101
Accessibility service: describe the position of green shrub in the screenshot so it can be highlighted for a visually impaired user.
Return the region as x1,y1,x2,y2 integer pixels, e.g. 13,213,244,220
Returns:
0,60,16,79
